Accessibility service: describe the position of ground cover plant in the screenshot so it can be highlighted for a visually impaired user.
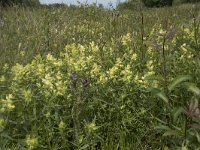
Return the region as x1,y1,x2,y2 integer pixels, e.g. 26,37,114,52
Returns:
0,2,200,149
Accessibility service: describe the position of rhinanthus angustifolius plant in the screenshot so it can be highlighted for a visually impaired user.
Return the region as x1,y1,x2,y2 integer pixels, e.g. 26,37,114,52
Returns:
1,4,200,149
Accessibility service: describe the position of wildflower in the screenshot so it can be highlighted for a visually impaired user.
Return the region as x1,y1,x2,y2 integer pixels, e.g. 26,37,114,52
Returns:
1,94,15,111
20,50,25,57
86,122,97,133
90,63,101,78
58,121,66,130
146,60,154,70
70,72,78,81
82,79,89,87
121,33,132,46
56,80,66,96
0,75,6,82
25,135,38,150
3,63,9,71
131,53,137,61
22,89,32,103
98,73,108,84
0,118,5,131
121,65,132,83
45,112,51,118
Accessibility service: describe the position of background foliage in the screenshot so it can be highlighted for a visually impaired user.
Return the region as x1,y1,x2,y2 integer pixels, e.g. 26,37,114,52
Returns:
0,0,40,7
117,0,200,9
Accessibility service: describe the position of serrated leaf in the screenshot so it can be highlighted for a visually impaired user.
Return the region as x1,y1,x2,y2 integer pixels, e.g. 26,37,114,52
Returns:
150,88,168,103
172,107,185,122
184,82,200,95
163,130,180,137
168,75,192,91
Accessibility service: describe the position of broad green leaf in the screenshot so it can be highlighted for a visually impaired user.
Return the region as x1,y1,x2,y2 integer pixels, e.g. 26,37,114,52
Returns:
172,107,185,122
184,82,200,95
163,130,180,137
150,87,168,103
168,75,192,91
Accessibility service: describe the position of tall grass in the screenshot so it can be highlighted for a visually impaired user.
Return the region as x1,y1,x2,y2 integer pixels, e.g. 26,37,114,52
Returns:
0,3,200,149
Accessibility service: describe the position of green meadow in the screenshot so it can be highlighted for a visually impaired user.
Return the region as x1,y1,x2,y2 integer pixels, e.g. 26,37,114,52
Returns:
0,3,200,149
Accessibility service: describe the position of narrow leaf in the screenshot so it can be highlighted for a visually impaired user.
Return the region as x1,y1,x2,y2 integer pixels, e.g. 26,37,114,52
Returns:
150,88,168,103
184,82,200,95
168,75,192,91
155,125,170,130
79,144,89,150
172,107,185,122
163,130,180,137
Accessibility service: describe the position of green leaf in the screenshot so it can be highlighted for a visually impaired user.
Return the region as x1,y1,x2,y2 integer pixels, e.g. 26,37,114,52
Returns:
168,75,192,91
150,88,168,103
184,82,200,95
155,125,170,130
144,75,163,81
79,144,89,150
163,130,180,137
172,107,185,122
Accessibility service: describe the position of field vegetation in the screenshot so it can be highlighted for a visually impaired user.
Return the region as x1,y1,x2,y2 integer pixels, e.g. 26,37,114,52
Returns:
0,1,200,149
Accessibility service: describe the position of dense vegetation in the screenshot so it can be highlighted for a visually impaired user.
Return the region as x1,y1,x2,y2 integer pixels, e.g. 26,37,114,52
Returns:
0,2,200,149
117,0,200,10
0,0,40,7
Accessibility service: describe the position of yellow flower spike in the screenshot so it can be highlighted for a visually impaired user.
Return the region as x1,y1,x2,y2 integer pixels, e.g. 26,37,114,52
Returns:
108,66,118,79
56,81,66,96
0,75,6,82
42,74,54,90
0,118,5,130
121,65,132,83
25,135,38,150
98,73,108,84
20,50,25,57
90,63,101,78
121,33,132,46
1,94,15,111
131,53,137,61
86,122,97,133
146,60,154,70
22,89,32,103
58,121,66,130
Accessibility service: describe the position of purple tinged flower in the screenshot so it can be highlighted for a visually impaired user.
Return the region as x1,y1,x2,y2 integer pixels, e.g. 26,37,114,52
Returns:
82,79,89,87
71,72,78,81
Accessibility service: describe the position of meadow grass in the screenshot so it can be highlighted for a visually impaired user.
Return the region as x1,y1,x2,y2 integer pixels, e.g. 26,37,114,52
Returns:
0,3,200,149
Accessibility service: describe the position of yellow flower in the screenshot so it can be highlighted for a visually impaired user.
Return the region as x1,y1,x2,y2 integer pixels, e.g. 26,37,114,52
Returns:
1,94,15,111
131,53,137,61
20,50,25,57
0,118,5,131
0,75,6,82
42,74,54,90
90,63,101,78
121,33,132,46
25,135,38,150
98,73,108,84
86,122,97,133
22,89,32,103
56,80,66,96
121,65,132,83
58,121,66,130
146,60,154,70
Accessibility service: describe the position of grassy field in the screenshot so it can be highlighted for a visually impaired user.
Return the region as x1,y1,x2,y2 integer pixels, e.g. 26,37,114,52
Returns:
0,3,200,149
